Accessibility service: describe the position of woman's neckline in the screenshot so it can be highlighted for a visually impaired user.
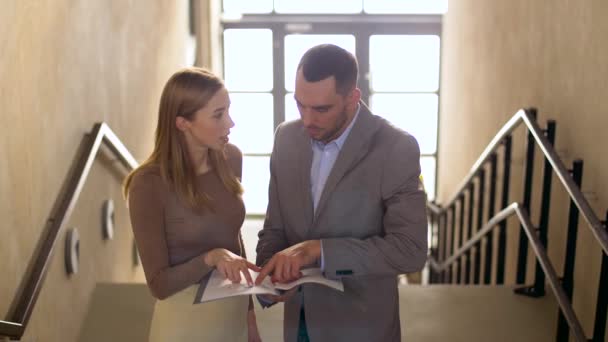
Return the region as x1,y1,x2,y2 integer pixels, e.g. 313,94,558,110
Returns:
196,168,215,177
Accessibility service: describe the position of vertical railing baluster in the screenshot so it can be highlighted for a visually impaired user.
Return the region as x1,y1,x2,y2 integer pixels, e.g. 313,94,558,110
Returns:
556,160,583,341
434,211,441,284
429,212,437,284
448,205,456,283
532,120,556,296
457,194,465,284
465,183,475,284
437,211,444,283
497,135,512,285
591,211,608,342
440,212,448,283
444,211,450,283
474,169,486,284
485,153,498,284
516,108,537,285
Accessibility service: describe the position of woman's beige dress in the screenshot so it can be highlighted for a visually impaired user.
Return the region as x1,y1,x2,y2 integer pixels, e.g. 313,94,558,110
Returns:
128,144,250,341
148,286,248,341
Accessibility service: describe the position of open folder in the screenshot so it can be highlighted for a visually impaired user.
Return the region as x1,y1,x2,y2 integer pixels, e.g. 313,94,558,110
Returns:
194,268,344,304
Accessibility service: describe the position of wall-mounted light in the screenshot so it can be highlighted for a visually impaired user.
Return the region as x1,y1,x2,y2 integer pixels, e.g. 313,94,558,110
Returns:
65,228,80,275
102,199,115,240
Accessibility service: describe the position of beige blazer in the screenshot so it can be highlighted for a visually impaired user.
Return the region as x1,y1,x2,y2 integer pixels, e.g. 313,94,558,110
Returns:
256,103,428,342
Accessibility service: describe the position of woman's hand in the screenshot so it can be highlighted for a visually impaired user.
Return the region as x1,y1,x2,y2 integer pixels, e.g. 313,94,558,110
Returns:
247,309,262,342
204,248,261,286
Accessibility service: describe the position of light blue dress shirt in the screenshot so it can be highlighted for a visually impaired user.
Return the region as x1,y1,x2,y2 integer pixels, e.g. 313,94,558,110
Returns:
311,106,361,211
312,105,361,270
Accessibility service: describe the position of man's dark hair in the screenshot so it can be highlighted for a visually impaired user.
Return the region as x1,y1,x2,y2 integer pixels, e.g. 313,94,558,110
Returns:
297,44,359,95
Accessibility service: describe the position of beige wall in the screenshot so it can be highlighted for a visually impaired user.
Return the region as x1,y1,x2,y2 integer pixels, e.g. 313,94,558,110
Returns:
196,0,223,74
0,1,193,340
439,0,607,338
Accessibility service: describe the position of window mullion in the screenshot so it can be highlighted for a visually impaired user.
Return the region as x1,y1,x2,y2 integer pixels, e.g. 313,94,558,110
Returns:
273,26,286,130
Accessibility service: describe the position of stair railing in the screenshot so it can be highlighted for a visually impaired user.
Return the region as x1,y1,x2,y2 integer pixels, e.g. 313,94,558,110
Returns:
0,123,138,340
427,108,607,342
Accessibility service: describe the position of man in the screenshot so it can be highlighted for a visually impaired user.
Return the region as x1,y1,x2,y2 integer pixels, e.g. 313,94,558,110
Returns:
255,44,428,342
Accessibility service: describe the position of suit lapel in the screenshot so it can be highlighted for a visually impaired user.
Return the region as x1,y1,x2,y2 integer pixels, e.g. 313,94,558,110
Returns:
297,125,314,229
313,103,380,224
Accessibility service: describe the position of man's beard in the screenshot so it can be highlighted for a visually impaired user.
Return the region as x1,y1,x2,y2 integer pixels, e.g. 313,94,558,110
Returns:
319,105,349,143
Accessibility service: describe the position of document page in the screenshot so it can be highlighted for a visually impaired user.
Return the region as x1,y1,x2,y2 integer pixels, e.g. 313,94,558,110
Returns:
195,268,344,304
274,268,344,292
195,269,277,303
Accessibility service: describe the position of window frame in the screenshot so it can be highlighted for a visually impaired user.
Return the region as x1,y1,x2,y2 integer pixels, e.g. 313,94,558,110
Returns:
222,13,443,216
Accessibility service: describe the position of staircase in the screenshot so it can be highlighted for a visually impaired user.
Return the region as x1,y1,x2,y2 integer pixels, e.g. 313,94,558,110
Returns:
2,111,606,341
250,285,558,341
397,285,557,341
74,283,557,342
426,108,607,341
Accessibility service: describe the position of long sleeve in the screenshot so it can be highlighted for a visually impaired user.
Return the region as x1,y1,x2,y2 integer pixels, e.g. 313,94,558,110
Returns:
128,171,212,300
321,134,429,279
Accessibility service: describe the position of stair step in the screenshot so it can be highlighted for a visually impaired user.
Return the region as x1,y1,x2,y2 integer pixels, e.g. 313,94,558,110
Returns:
399,285,557,341
255,284,558,341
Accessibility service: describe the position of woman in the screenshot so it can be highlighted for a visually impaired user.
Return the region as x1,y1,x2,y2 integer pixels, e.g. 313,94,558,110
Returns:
123,67,262,341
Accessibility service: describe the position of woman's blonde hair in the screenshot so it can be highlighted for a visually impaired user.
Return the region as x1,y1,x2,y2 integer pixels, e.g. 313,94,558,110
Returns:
123,67,242,210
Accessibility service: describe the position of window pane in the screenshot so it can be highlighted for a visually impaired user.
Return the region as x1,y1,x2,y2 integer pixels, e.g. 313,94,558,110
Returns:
285,35,356,91
275,0,362,13
370,94,438,154
229,93,274,154
370,35,440,92
364,0,448,14
223,0,273,14
224,29,273,91
285,93,299,122
420,156,436,200
242,156,270,214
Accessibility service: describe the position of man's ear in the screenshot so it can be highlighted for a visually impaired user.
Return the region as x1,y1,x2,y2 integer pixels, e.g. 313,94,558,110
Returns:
175,116,189,132
349,88,361,106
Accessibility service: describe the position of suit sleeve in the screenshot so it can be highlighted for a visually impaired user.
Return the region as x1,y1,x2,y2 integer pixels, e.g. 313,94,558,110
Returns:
321,134,428,279
255,124,289,267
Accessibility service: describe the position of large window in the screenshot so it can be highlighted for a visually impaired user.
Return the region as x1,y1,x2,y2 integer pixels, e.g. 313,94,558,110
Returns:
223,0,448,15
223,29,274,214
222,1,444,215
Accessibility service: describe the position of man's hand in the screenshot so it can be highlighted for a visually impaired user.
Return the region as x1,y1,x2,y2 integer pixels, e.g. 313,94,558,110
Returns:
255,240,321,285
204,248,261,286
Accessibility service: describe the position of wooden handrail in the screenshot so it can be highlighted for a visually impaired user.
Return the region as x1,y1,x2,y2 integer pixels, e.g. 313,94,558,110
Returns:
432,108,607,255
426,108,608,341
1,123,138,340
428,203,587,341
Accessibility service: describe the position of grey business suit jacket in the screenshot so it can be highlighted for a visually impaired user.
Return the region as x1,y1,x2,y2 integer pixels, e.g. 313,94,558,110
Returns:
256,103,428,342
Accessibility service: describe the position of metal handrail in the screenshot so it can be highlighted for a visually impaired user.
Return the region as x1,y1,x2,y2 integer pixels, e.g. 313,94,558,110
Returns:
428,202,587,341
432,109,608,255
1,123,137,340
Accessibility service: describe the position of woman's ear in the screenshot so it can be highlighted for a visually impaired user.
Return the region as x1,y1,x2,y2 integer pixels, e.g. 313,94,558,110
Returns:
175,116,189,132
